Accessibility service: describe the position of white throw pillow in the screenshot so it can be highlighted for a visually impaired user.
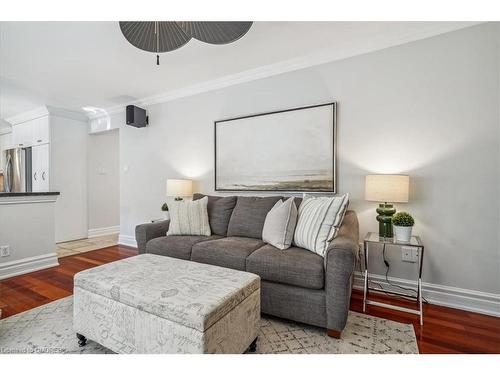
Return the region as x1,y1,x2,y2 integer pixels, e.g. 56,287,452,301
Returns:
167,196,211,236
262,197,298,250
293,194,349,257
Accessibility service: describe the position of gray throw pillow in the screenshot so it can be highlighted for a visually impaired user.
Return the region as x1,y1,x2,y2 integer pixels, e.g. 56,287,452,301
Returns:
262,197,298,250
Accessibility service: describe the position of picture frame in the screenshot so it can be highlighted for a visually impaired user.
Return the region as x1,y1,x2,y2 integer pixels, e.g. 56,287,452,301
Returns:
214,102,337,193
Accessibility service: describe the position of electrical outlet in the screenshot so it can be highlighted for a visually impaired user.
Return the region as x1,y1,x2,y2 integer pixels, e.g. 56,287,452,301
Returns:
0,245,10,257
401,246,418,263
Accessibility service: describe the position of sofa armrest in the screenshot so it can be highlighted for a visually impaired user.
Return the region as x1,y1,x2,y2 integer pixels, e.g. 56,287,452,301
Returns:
324,210,359,333
135,220,170,254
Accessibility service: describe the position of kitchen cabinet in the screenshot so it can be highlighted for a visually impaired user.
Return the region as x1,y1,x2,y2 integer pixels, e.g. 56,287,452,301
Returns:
5,106,88,243
31,143,50,192
9,116,50,148
31,116,50,145
12,121,33,147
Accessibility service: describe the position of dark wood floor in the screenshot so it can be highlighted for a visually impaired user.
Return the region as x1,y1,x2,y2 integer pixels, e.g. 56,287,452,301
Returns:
0,246,137,319
1,245,499,354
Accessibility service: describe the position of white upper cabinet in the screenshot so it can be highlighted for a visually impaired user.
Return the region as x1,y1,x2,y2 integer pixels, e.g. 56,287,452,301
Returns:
12,121,33,147
11,116,50,148
32,116,50,145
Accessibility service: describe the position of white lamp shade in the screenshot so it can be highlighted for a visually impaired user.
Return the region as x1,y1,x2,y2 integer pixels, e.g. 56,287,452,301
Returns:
166,179,193,197
365,174,409,203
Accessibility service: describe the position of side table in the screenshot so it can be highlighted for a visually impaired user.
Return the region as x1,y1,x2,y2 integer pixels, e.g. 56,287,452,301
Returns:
363,232,425,325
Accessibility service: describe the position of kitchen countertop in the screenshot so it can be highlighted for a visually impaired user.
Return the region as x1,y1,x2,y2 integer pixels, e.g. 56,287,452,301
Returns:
0,191,60,197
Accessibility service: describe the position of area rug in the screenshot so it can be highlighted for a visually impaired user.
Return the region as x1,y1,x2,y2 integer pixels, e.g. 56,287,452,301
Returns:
0,297,418,354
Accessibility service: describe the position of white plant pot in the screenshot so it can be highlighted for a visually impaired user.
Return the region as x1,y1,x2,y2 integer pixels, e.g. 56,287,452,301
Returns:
163,211,170,220
394,225,412,242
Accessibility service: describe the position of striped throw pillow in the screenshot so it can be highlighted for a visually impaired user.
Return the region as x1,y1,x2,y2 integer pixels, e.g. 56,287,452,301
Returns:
167,196,211,236
293,194,349,257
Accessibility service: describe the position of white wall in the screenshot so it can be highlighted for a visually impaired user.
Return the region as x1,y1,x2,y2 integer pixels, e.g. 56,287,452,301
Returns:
87,129,120,234
0,196,59,279
114,24,499,305
51,115,88,242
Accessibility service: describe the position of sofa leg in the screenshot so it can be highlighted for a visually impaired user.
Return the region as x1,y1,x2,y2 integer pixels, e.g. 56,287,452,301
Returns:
76,333,87,347
248,337,258,353
327,329,342,339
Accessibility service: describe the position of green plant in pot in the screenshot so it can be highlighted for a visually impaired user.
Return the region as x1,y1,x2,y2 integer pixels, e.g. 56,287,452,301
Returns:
161,203,169,220
392,212,414,242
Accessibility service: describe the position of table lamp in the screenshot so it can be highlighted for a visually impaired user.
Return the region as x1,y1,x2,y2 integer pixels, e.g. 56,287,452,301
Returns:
166,179,193,201
365,174,409,238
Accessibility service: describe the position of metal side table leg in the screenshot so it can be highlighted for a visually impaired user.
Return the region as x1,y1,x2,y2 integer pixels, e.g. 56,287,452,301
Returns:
363,242,369,312
418,278,423,325
363,269,368,312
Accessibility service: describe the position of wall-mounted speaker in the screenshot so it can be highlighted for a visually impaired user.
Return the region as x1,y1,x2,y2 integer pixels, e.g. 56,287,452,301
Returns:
126,105,149,128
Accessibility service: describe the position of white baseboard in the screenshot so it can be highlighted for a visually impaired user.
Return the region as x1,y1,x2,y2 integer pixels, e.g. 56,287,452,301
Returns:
118,234,137,248
353,272,500,317
0,253,59,280
87,226,120,238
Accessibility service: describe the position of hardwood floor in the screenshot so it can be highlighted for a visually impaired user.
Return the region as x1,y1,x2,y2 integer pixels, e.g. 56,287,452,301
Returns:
349,290,500,354
1,245,499,354
0,246,136,319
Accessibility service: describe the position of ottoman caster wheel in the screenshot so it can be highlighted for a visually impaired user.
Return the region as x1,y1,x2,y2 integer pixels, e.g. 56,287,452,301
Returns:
76,333,87,347
248,337,257,353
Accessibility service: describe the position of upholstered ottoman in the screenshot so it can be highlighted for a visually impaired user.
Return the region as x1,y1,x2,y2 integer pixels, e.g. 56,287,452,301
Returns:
73,254,260,353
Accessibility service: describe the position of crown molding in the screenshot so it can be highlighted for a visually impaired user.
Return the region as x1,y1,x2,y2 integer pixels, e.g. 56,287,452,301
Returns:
5,106,49,125
46,106,88,123
4,105,88,125
90,22,481,120
0,127,12,135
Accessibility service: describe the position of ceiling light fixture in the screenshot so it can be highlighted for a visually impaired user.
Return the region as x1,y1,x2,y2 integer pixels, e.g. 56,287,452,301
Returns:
119,21,253,65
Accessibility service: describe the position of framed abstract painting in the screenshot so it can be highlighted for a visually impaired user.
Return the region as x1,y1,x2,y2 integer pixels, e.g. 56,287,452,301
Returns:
214,102,337,192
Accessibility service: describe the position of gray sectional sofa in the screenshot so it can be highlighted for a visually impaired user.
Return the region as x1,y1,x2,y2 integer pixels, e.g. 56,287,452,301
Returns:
135,193,359,338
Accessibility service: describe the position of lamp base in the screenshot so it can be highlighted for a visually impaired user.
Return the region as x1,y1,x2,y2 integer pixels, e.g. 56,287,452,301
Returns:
376,203,396,238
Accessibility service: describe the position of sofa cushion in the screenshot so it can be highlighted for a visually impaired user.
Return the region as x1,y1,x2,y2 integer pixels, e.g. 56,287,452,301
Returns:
193,193,237,236
191,237,265,271
246,244,325,289
227,196,282,239
146,235,222,260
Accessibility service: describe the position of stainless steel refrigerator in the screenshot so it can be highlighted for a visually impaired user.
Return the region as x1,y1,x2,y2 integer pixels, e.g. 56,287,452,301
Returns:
2,147,32,193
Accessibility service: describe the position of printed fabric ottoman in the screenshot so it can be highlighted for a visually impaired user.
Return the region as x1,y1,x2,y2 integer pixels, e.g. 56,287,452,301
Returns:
73,254,260,354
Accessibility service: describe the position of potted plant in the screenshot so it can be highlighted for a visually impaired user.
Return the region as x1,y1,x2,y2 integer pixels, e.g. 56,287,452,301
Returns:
392,212,414,242
161,203,169,220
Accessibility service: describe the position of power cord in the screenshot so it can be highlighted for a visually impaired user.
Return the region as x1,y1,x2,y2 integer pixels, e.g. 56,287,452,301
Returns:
360,242,428,304
381,243,428,303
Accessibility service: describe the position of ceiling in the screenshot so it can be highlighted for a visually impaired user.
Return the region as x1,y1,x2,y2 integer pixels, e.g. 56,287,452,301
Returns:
0,21,478,123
